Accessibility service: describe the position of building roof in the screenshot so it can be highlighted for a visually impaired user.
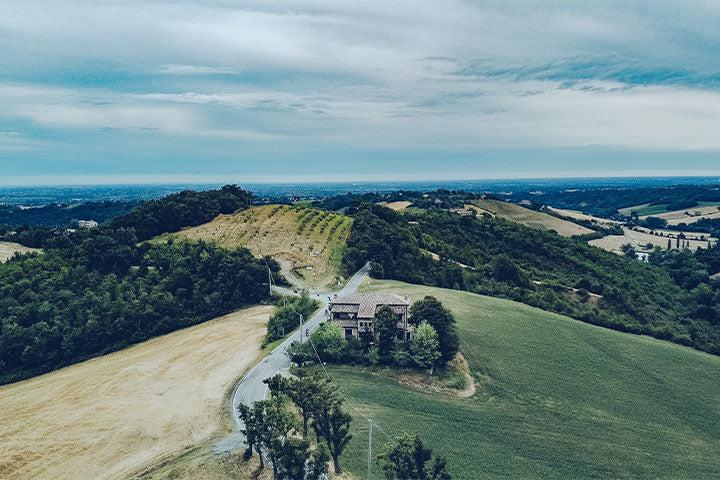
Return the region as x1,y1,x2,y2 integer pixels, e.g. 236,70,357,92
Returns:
331,293,409,319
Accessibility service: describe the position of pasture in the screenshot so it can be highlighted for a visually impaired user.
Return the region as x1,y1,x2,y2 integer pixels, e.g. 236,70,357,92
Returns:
328,280,720,479
378,201,413,211
0,306,272,480
159,205,352,289
469,200,593,237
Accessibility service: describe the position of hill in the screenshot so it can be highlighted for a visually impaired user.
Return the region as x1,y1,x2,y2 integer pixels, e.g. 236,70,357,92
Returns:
329,280,720,479
469,199,593,237
641,204,720,226
164,204,352,289
0,305,272,480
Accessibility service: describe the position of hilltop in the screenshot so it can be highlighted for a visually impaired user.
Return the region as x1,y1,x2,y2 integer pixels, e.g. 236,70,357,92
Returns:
330,279,720,479
162,204,352,289
468,198,593,237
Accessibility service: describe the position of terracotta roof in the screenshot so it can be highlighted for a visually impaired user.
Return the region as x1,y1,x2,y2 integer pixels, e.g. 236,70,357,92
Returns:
331,293,409,319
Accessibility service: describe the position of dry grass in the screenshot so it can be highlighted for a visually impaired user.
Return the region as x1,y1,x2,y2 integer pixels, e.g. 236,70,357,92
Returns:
161,205,352,289
642,204,720,225
547,207,623,227
469,200,593,237
0,306,273,480
378,201,412,211
0,242,40,263
589,227,714,253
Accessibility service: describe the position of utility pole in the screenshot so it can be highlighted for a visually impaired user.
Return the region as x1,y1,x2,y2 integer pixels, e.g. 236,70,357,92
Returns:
367,419,373,480
267,267,272,296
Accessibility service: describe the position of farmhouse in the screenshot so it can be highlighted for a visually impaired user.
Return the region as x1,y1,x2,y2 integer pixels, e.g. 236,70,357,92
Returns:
330,293,411,341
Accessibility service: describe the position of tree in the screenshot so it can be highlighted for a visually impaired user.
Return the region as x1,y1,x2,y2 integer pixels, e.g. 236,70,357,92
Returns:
409,297,459,364
274,437,311,480
285,369,326,438
237,403,260,463
410,321,441,372
382,434,451,480
375,305,398,363
307,442,331,480
246,397,297,476
310,385,352,474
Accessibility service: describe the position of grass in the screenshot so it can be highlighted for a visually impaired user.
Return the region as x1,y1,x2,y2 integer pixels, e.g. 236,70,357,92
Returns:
325,280,720,479
0,305,273,480
157,204,352,289
618,203,669,217
469,199,593,237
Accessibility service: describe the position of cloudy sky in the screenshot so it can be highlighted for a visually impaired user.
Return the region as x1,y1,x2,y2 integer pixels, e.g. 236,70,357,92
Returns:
2,0,720,185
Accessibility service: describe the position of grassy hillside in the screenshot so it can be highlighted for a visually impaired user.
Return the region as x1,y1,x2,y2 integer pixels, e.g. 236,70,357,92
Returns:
329,280,720,479
469,199,593,237
163,204,352,289
0,305,272,480
0,241,39,262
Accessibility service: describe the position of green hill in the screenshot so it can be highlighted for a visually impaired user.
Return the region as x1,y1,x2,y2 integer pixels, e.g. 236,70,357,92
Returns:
327,280,720,479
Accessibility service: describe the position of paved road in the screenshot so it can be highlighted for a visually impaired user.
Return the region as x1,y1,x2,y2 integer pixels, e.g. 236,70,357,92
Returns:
213,263,370,454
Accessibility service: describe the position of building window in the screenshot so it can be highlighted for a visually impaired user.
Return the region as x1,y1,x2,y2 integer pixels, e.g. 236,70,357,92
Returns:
344,328,353,339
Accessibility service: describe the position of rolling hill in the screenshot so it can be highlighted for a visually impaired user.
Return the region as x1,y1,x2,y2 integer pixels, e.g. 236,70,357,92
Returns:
329,280,720,479
469,199,593,237
161,204,352,289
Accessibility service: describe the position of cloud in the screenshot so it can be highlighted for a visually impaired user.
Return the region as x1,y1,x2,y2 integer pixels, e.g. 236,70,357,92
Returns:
2,1,720,180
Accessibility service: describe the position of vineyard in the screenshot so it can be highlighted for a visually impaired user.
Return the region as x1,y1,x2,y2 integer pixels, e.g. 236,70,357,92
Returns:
162,204,353,289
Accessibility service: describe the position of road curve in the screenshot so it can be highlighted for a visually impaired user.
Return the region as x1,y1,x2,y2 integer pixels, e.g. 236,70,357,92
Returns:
214,263,370,453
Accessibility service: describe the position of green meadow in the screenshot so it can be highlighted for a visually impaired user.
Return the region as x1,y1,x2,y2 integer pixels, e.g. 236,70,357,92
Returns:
327,280,720,479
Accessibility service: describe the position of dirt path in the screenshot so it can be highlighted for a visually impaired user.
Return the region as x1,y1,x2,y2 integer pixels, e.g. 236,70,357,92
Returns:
0,306,272,480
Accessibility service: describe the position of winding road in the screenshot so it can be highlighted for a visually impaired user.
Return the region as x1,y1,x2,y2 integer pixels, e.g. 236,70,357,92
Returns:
213,263,370,454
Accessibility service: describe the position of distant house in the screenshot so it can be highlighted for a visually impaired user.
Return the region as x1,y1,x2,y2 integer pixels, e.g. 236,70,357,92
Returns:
77,220,98,229
448,207,474,216
330,293,411,341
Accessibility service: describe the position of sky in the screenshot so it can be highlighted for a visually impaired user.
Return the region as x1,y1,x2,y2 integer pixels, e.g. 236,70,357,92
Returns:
1,0,720,185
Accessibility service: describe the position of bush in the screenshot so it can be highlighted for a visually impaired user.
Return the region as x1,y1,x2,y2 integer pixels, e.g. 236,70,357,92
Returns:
265,293,319,344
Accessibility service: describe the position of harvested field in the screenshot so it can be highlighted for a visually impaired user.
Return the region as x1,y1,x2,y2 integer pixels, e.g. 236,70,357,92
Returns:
0,306,272,480
589,227,715,254
378,201,412,211
0,242,40,262
642,204,720,225
469,200,593,237
547,207,622,227
161,205,352,289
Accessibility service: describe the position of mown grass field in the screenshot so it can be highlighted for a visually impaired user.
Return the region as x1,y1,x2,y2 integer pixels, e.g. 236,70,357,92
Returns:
327,280,720,479
159,204,352,289
641,204,720,226
470,200,593,237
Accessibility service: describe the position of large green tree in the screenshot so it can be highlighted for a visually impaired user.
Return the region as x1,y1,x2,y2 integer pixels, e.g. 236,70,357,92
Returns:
410,321,441,372
375,305,398,363
382,434,451,480
409,297,459,364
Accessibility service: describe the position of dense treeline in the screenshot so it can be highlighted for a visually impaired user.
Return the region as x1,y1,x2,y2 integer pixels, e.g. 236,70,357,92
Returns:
0,228,279,384
344,204,720,355
509,184,720,219
110,184,254,241
0,200,140,228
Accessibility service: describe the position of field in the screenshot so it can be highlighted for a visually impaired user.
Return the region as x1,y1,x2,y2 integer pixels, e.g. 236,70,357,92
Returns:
378,201,413,211
0,305,273,480
546,207,622,227
469,200,593,237
327,280,720,479
160,205,352,289
589,226,714,254
641,204,720,225
0,241,39,262
618,203,669,217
